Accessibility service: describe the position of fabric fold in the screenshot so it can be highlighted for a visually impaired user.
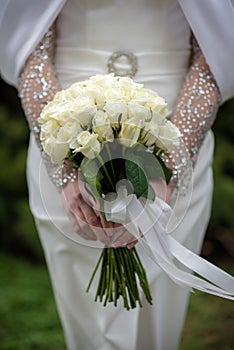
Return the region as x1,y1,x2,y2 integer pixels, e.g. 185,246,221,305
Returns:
0,0,66,86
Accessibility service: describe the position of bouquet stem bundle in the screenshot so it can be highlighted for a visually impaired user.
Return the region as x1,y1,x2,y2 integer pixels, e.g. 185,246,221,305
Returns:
86,246,152,310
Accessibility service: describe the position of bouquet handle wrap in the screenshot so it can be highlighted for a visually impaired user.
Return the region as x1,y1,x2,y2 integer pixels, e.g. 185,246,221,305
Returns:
104,185,234,300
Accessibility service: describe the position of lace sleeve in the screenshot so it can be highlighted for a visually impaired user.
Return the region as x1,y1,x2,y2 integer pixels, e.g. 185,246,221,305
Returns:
165,37,221,194
18,25,77,189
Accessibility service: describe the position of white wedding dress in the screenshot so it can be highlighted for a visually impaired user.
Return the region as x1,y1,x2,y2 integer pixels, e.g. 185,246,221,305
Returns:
27,0,214,349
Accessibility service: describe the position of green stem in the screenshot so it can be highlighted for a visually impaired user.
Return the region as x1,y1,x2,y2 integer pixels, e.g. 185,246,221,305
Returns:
131,248,153,304
96,153,115,190
105,143,116,183
125,248,142,307
86,249,104,293
122,145,126,159
120,248,138,308
114,248,130,310
94,249,107,302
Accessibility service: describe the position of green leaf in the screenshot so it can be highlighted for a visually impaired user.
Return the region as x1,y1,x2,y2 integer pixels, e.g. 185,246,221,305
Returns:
125,154,148,198
66,151,84,167
80,158,103,197
137,151,163,180
141,183,156,201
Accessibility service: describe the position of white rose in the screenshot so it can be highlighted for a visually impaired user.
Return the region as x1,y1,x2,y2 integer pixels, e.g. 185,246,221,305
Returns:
149,96,169,117
66,83,85,99
69,96,97,128
88,74,116,90
39,100,74,124
127,102,150,123
131,88,158,106
40,95,96,127
42,136,69,164
40,120,60,141
84,85,106,109
156,121,181,151
39,100,57,123
118,117,143,148
72,131,101,159
104,86,126,101
56,121,82,145
140,114,167,147
104,101,128,129
150,112,167,128
140,124,160,147
53,89,73,102
92,110,114,142
118,77,143,100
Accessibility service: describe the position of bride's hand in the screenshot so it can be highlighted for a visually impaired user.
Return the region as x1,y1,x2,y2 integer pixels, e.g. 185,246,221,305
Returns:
61,167,112,245
61,166,129,246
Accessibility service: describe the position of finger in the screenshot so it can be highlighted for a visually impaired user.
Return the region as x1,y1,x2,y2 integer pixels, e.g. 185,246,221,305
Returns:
79,180,98,208
76,227,97,241
112,230,135,248
67,198,98,240
76,222,97,241
78,199,110,245
127,240,138,249
61,182,97,240
69,209,97,240
94,226,111,246
127,230,144,249
79,198,102,228
99,214,115,237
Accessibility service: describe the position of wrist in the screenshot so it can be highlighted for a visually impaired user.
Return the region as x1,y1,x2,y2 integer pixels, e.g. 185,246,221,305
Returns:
61,161,79,188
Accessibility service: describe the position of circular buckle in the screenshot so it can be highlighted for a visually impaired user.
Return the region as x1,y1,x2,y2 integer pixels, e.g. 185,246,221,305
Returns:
107,51,138,78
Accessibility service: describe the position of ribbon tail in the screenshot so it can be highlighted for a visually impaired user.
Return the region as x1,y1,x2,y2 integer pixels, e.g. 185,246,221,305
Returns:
127,197,234,300
104,187,234,300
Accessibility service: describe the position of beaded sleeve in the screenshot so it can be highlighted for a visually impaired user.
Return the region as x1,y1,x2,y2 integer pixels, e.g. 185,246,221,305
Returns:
165,39,221,194
19,26,77,189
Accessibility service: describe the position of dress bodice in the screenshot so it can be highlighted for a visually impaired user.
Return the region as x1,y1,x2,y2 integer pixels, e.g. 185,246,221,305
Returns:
56,0,191,53
55,0,191,112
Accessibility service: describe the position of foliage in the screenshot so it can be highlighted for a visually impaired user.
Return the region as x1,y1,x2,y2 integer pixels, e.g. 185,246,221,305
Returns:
181,266,234,350
0,104,43,262
0,253,65,350
204,99,234,260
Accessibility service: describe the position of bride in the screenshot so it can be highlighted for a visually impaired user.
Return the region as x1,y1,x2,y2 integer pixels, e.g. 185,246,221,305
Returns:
0,1,234,349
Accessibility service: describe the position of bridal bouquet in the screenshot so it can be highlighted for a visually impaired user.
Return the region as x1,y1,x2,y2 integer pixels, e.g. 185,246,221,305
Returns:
38,74,181,310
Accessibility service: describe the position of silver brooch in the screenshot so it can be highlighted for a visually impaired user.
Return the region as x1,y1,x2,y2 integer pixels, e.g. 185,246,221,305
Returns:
107,51,138,78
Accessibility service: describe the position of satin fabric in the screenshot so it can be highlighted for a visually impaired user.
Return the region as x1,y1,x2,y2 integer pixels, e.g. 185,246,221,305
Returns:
0,0,66,85
1,0,234,102
178,0,234,103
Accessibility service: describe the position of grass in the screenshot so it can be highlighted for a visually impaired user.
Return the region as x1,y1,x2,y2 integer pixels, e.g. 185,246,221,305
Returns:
0,253,65,350
181,288,234,350
0,253,233,350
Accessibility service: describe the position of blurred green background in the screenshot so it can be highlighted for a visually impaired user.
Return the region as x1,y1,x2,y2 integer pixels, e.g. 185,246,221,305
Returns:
0,77,233,349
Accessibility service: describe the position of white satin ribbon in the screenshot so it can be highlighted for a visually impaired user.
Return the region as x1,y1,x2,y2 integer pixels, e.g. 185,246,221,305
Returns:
104,185,234,300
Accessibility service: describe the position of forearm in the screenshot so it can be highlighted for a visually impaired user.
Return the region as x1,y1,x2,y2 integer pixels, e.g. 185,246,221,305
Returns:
165,41,221,193
172,48,220,164
19,25,60,147
18,25,70,188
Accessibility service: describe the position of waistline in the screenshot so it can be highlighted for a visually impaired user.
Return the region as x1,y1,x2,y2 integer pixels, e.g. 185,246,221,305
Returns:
55,47,190,78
